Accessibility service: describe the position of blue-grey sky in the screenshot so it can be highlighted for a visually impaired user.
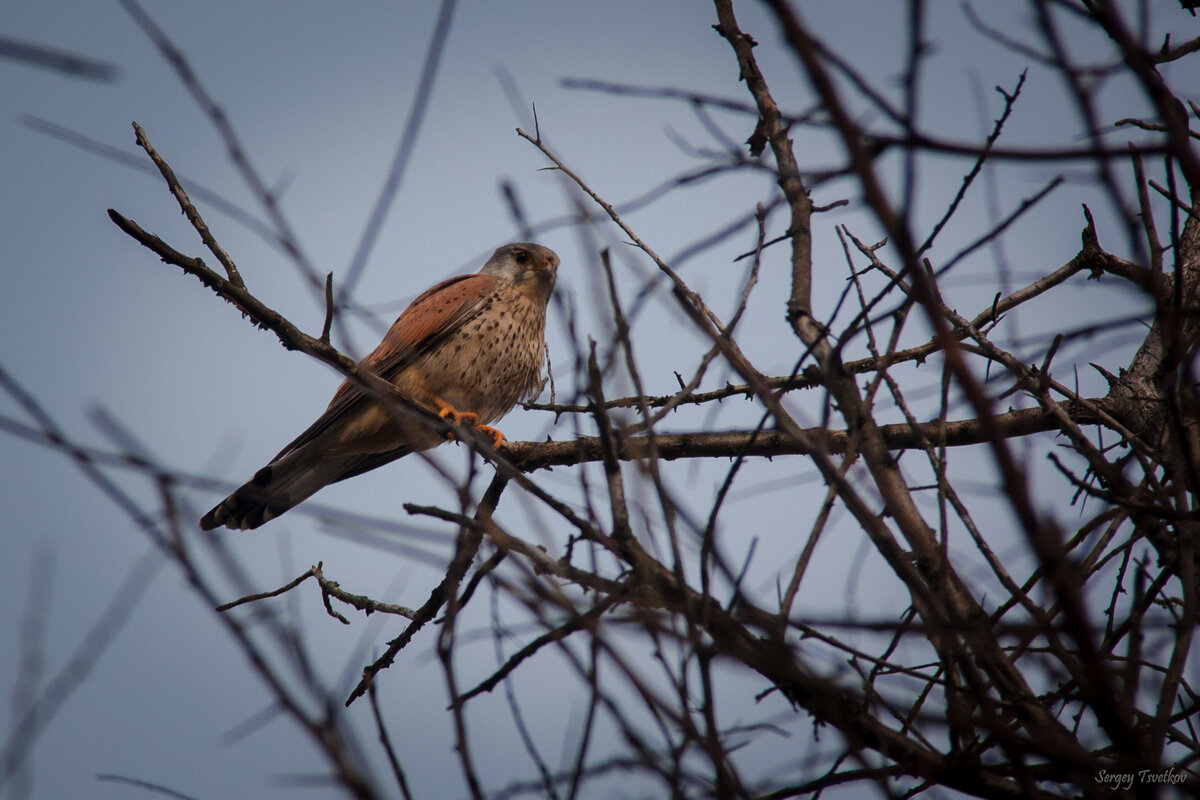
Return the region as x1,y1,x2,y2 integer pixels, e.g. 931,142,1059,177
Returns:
0,2,1181,798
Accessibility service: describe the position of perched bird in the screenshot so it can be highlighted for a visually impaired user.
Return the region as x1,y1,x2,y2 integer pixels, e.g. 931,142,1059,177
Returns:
200,243,558,530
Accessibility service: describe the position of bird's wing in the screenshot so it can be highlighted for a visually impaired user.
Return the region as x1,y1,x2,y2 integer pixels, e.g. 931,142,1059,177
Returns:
269,272,502,460
326,445,416,484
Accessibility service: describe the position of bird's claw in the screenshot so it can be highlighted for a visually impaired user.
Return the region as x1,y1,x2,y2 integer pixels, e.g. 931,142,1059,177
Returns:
438,406,478,427
475,425,505,447
438,407,504,447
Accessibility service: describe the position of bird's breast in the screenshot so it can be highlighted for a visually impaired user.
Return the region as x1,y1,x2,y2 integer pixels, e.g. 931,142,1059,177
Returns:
415,286,547,423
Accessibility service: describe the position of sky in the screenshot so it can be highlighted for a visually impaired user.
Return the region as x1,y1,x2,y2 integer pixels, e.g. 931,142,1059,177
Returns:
0,2,1186,799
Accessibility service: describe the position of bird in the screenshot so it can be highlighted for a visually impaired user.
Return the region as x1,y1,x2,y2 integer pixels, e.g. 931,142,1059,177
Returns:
200,242,559,530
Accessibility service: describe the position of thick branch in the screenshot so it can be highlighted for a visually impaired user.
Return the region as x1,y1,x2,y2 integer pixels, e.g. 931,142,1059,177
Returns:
504,401,1100,471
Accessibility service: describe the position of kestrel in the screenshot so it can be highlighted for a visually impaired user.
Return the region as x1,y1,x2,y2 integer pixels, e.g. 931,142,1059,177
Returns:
200,242,559,530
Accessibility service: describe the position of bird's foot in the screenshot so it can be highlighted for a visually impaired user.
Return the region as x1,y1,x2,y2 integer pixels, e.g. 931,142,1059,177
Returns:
438,406,478,428
474,425,505,447
438,406,504,446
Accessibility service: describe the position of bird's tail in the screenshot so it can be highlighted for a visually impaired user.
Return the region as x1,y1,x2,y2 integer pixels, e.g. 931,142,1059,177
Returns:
200,446,346,531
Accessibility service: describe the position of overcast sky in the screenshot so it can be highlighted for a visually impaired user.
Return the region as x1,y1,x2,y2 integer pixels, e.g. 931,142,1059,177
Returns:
0,2,1184,798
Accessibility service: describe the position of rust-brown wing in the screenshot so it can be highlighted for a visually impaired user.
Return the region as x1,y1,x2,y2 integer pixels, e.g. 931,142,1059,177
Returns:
270,272,502,460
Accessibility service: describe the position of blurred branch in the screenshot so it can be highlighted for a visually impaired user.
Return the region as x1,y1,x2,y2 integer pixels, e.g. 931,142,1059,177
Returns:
119,0,325,292
94,774,201,800
338,0,458,306
0,34,116,80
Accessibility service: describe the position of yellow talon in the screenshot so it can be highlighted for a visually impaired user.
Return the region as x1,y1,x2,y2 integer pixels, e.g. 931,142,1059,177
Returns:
437,406,478,426
438,406,474,440
437,406,502,446
476,425,505,447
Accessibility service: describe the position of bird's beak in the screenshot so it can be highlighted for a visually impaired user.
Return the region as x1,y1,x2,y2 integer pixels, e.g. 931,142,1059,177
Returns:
534,255,557,280
533,256,557,293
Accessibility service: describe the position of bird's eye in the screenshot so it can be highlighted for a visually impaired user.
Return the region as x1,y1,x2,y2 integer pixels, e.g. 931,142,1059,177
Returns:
514,250,529,264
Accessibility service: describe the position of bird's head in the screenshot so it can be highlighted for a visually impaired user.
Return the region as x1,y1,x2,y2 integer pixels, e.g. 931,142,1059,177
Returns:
480,243,558,303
